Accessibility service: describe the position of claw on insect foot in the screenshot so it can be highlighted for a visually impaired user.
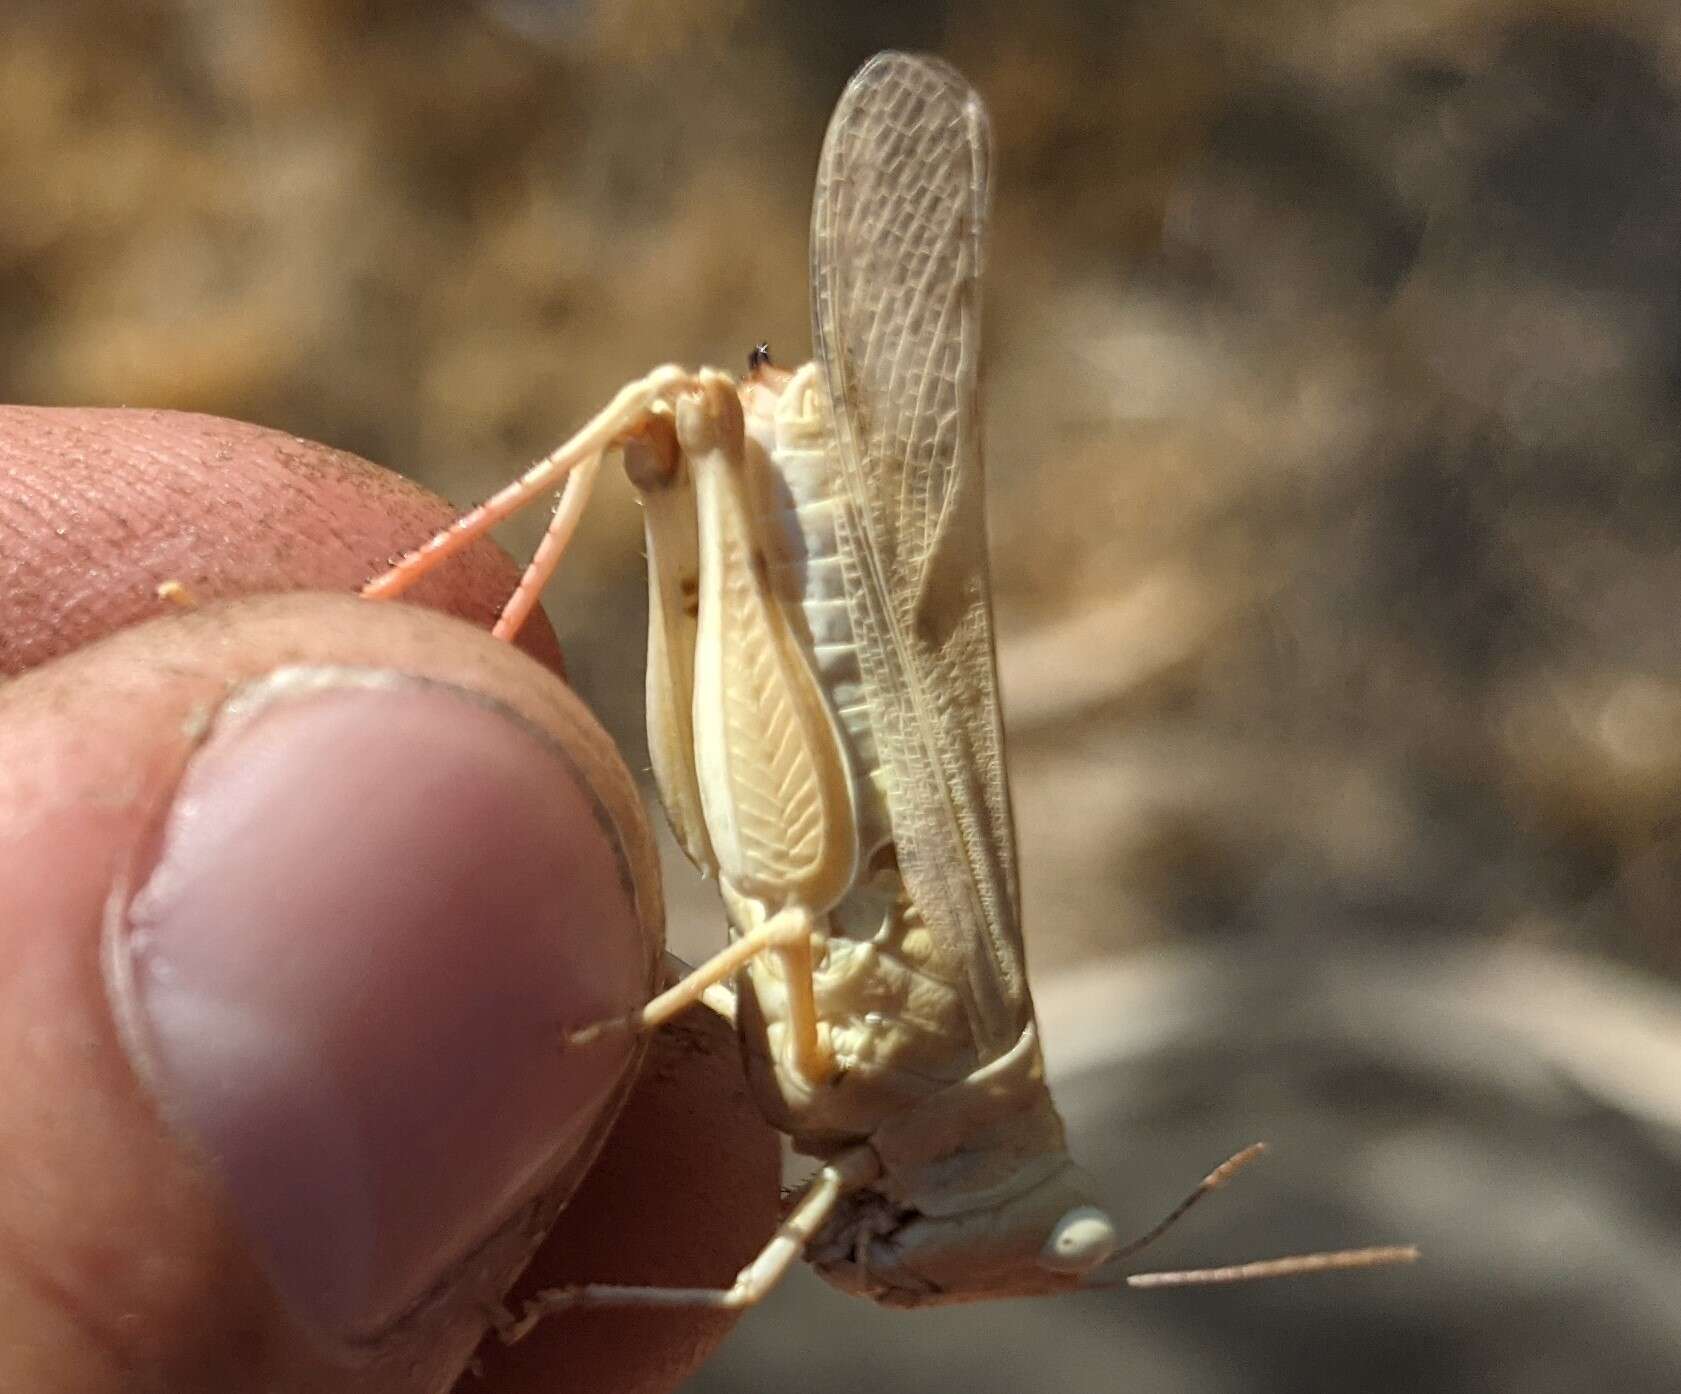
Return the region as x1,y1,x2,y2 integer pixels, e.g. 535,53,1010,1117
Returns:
563,1013,637,1051
480,1300,523,1345
503,1289,582,1343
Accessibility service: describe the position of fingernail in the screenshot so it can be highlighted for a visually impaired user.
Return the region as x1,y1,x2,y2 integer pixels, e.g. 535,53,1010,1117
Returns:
111,668,650,1338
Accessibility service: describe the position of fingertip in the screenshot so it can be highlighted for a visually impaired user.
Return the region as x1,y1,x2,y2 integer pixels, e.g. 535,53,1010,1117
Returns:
0,598,670,1391
115,667,653,1339
0,405,565,679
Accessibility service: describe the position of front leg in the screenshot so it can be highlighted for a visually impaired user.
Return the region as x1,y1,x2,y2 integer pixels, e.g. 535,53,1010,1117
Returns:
360,364,699,634
500,1145,881,1334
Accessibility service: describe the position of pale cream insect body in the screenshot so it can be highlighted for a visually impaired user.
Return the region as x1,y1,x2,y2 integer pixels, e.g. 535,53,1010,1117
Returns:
365,52,1413,1324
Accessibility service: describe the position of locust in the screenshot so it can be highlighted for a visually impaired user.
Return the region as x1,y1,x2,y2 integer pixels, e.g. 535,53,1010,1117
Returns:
364,51,1415,1326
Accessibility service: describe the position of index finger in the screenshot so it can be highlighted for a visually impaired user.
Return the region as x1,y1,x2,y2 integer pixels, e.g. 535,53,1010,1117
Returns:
0,404,564,676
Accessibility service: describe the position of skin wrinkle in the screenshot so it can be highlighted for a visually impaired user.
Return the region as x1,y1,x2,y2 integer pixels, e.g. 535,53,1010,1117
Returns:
19,414,341,562
0,1206,138,1388
0,794,287,1390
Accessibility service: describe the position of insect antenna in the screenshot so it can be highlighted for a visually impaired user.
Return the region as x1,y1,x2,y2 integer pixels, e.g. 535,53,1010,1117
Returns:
1104,1141,1269,1267
1125,1246,1420,1289
1081,1142,1419,1291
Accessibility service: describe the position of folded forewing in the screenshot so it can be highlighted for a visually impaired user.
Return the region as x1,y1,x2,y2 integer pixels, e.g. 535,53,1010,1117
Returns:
811,52,1026,1057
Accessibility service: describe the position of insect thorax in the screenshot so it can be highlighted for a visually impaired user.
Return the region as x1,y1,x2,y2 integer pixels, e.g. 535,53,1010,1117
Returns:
804,1021,1115,1304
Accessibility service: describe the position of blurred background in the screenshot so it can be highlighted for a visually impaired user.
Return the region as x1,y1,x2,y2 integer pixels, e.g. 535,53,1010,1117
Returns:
6,1,1681,1389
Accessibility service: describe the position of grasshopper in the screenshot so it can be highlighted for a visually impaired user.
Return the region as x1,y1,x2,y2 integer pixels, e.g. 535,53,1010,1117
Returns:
365,52,1414,1325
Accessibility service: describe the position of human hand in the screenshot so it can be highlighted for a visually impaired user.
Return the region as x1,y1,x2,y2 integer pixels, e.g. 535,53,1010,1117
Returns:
0,408,779,1393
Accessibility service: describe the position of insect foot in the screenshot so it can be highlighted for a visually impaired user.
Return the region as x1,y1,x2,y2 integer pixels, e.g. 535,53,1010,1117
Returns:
156,579,198,608
559,1009,650,1055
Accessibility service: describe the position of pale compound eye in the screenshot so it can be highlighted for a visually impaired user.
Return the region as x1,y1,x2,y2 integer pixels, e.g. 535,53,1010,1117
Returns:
1039,1205,1120,1274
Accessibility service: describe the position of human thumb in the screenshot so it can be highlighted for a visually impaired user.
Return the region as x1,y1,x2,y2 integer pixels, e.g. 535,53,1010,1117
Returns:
0,594,668,1391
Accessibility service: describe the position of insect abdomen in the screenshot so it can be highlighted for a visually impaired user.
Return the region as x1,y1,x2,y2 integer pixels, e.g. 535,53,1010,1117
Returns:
748,364,893,857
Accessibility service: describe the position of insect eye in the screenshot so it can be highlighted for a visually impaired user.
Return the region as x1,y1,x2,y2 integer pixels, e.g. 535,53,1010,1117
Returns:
1038,1205,1120,1274
621,412,682,491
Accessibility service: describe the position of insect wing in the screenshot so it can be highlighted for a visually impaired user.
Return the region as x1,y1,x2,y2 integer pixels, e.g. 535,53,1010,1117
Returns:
811,52,1026,1056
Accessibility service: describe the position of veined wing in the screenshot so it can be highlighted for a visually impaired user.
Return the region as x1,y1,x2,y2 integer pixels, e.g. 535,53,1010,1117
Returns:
810,52,1026,1057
